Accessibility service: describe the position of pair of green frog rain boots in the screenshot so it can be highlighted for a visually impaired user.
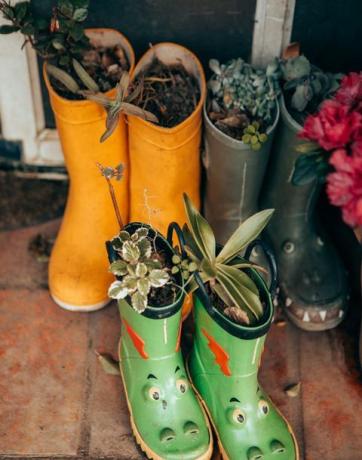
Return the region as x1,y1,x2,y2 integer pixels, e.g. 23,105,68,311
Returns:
103,224,298,460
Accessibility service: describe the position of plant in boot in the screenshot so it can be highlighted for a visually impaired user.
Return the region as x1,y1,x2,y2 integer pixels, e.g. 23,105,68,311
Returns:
132,56,201,128
207,57,280,145
108,227,172,313
85,71,158,142
280,54,342,125
297,72,362,228
182,193,274,325
181,200,298,459
0,0,130,99
261,53,348,331
98,169,213,460
203,57,280,250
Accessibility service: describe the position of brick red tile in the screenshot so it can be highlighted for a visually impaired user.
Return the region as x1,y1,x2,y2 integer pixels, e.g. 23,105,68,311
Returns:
0,289,88,456
88,301,141,459
300,327,362,460
0,220,60,290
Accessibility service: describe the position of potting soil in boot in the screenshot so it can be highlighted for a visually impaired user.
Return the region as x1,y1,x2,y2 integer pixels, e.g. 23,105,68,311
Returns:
188,275,298,460
133,57,200,127
107,224,212,460
261,96,348,331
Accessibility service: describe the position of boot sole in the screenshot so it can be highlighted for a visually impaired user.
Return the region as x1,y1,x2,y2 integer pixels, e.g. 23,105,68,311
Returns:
118,351,213,460
51,294,110,312
186,359,300,460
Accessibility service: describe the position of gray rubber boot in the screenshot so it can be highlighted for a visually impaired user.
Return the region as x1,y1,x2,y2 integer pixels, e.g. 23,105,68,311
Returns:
203,102,279,247
261,96,348,331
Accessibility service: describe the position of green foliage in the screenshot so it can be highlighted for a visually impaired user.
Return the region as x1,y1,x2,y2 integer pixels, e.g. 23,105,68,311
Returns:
182,194,274,325
291,142,329,186
108,228,170,313
281,55,342,115
171,252,197,281
208,57,280,139
242,121,268,151
84,72,158,142
0,0,90,66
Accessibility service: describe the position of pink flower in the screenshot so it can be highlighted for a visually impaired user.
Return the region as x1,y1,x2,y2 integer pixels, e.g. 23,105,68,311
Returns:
327,146,362,227
335,72,362,108
299,100,354,150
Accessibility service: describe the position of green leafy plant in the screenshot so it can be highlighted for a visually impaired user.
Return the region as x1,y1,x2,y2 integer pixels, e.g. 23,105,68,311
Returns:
0,0,90,66
207,57,280,144
291,141,328,186
182,194,274,325
280,55,342,120
108,228,170,313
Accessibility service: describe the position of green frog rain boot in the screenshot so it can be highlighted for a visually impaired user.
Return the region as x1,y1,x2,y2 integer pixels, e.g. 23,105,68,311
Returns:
261,96,348,331
188,271,298,460
106,224,213,460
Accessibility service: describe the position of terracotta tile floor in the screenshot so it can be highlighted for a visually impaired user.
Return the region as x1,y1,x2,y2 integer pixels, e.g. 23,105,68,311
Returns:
0,219,361,460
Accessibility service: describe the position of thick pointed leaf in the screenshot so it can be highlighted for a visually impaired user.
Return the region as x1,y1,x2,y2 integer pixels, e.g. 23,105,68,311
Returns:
96,352,119,375
182,224,203,261
216,265,263,320
121,102,158,123
183,194,216,262
217,263,258,295
216,209,274,264
82,91,111,107
117,71,130,101
72,58,99,92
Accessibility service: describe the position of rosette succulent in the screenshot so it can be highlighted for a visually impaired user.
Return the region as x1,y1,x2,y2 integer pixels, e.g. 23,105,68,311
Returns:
108,227,170,313
207,57,280,144
280,55,342,122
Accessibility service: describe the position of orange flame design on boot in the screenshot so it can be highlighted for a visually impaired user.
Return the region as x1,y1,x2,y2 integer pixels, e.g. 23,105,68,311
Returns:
202,328,231,376
123,319,149,359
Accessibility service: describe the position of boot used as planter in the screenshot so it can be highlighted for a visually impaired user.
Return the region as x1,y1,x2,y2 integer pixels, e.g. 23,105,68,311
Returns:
203,58,280,245
127,42,206,237
105,222,213,460
179,194,298,459
45,29,135,311
261,96,348,330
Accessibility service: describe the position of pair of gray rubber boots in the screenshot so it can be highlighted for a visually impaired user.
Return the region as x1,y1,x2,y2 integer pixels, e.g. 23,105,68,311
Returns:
203,99,348,332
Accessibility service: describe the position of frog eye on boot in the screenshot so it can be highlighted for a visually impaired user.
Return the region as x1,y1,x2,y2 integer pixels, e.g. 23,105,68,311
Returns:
176,379,188,394
229,408,246,425
148,386,161,401
258,400,269,415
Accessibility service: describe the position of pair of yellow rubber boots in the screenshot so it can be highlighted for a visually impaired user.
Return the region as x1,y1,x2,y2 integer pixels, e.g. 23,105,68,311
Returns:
47,37,205,313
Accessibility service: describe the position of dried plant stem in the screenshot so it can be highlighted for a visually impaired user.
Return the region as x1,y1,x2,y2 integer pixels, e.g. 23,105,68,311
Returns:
106,177,124,230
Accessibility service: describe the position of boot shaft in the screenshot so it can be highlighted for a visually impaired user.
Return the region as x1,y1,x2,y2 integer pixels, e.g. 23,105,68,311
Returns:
262,96,320,233
203,104,279,245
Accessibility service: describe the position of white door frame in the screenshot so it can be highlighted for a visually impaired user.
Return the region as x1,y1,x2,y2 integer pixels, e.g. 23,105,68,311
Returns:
0,0,296,166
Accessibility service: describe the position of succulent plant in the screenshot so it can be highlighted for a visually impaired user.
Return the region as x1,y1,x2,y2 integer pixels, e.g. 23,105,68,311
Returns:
242,121,268,151
108,228,170,313
182,194,274,325
280,55,342,117
207,57,280,142
171,252,197,281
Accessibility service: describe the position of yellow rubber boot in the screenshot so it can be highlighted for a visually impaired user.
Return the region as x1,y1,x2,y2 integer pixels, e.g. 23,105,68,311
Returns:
46,29,135,312
128,42,206,237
